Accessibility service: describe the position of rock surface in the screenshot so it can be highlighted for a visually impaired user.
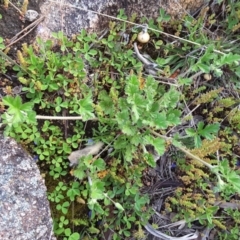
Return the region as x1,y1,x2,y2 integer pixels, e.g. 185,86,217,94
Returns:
0,134,56,240
37,0,208,39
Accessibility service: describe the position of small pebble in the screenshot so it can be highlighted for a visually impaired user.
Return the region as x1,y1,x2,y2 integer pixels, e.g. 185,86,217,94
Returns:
25,10,39,22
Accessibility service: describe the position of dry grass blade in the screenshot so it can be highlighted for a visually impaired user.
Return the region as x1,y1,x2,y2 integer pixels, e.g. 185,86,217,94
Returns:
145,223,199,240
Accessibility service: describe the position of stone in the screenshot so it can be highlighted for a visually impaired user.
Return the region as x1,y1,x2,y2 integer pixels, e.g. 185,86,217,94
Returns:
25,10,39,22
37,0,208,39
0,134,56,240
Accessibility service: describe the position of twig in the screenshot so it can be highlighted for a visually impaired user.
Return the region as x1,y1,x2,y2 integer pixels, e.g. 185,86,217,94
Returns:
92,134,120,161
143,75,179,86
5,15,45,49
9,0,23,15
144,223,199,240
89,28,109,49
184,104,201,120
133,42,153,65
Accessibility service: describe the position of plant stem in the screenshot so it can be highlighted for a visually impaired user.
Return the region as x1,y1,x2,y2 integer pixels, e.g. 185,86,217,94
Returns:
8,1,23,15
148,128,214,170
36,115,98,120
175,143,214,170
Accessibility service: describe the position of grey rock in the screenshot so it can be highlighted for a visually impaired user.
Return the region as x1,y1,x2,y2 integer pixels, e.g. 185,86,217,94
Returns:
0,134,56,240
37,0,208,39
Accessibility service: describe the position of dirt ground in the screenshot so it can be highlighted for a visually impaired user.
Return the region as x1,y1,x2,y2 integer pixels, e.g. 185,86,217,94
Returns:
0,1,42,98
0,0,41,53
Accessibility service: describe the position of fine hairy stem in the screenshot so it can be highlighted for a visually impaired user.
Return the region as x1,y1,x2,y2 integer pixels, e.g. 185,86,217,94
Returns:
36,115,98,120
148,128,214,170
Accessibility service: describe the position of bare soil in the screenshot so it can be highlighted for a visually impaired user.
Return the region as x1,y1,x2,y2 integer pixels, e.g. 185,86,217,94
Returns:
0,0,41,53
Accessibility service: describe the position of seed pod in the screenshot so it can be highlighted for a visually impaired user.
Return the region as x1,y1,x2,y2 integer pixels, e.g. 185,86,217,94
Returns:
203,73,212,81
137,31,150,43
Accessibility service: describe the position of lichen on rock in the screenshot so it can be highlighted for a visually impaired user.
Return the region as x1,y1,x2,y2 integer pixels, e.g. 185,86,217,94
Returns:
0,134,56,240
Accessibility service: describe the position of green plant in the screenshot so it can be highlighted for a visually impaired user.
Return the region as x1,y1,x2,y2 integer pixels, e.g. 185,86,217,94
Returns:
186,121,220,147
2,95,36,127
55,216,69,235
3,0,9,8
21,0,28,15
48,182,67,203
2,6,240,239
63,230,80,240
54,222,81,240
57,201,70,215
67,182,81,201
0,37,4,50
49,165,68,179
